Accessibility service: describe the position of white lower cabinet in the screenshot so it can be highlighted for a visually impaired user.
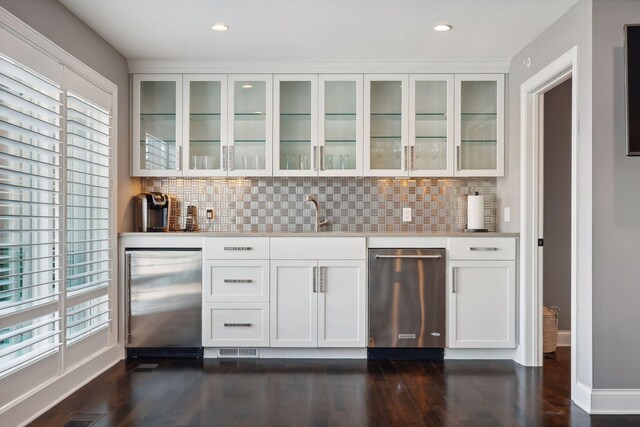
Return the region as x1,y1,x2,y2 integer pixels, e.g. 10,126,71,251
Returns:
447,260,516,348
269,259,366,348
269,237,367,349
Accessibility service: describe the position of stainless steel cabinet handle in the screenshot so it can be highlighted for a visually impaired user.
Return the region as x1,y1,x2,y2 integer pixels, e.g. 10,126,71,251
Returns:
313,266,317,293
177,146,182,171
318,266,326,293
229,145,234,170
222,146,227,171
223,246,252,251
125,253,132,343
374,254,442,260
319,146,324,171
452,268,456,293
470,247,499,252
404,146,408,171
456,146,461,170
224,323,252,327
312,146,317,171
410,146,415,171
223,279,253,284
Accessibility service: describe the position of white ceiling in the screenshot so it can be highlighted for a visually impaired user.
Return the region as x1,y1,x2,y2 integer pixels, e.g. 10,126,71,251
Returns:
58,0,578,63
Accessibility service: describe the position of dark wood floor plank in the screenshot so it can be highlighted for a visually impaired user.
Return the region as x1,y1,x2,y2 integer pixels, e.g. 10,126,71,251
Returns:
27,348,640,427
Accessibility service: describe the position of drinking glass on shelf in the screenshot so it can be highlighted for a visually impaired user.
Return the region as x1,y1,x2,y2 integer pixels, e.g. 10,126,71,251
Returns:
345,154,351,169
338,154,345,169
326,154,334,169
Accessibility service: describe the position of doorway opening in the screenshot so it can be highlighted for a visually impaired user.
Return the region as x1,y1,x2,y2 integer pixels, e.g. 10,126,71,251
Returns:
519,46,587,408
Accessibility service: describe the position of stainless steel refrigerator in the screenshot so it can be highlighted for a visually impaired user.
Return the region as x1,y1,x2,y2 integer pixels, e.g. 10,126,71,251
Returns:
125,249,202,356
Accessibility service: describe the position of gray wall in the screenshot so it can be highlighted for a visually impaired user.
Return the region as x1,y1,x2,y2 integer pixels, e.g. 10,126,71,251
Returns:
0,0,139,232
503,0,593,387
592,0,640,389
543,79,572,331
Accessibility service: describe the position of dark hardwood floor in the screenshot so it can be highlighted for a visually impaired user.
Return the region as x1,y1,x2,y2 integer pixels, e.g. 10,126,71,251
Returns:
28,348,640,427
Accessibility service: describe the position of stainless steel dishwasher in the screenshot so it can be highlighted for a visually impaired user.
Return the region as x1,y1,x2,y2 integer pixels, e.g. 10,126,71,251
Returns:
368,248,446,358
125,249,202,358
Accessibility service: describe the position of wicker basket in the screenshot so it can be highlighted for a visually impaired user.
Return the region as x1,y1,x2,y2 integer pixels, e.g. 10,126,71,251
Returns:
543,306,560,353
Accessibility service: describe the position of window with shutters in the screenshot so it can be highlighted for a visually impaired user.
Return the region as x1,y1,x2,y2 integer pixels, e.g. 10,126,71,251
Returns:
0,50,114,376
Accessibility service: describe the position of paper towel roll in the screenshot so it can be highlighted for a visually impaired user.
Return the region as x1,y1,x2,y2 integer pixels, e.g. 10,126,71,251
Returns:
467,194,485,230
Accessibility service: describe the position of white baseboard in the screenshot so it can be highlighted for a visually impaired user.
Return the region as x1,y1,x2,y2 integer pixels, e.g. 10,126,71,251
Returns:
573,381,592,413
1,345,123,427
557,330,571,347
591,389,640,414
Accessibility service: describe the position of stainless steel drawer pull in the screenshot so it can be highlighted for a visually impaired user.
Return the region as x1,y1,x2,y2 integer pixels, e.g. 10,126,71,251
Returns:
223,279,253,284
223,322,252,327
375,254,442,260
223,246,252,251
469,247,499,251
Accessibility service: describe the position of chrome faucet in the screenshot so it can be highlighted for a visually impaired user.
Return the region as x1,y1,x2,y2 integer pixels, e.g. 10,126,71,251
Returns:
305,195,328,232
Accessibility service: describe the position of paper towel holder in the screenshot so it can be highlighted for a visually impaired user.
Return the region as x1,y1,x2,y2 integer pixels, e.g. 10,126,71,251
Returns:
464,191,488,233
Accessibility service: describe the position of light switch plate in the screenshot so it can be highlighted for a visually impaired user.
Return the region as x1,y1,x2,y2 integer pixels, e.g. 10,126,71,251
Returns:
402,207,412,222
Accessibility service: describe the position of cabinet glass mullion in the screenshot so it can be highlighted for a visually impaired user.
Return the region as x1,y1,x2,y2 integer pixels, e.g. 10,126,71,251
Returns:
410,76,453,176
365,75,408,176
184,77,225,175
320,78,361,175
229,76,271,175
135,76,181,175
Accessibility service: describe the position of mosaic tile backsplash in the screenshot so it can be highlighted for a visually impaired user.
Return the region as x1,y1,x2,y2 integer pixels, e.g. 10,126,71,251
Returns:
141,177,497,233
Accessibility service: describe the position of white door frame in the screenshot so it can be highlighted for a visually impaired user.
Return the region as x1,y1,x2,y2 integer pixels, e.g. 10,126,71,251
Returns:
518,46,585,404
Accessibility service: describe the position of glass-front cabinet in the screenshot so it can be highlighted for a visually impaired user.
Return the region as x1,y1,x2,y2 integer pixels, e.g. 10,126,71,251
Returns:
273,75,318,177
228,75,272,177
132,74,182,176
455,74,505,176
409,75,454,176
182,75,226,177
319,75,363,177
364,74,409,176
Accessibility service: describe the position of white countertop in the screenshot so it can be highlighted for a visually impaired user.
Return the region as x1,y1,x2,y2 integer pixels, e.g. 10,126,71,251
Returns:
119,231,519,238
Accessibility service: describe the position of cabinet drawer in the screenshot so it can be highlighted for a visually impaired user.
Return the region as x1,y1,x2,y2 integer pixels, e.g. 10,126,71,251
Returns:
449,238,516,260
270,237,366,260
203,260,268,302
203,303,269,347
203,238,269,259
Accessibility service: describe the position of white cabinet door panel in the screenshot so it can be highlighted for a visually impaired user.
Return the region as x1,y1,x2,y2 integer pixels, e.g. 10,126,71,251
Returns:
203,302,269,347
203,260,268,302
270,260,317,347
318,261,366,347
448,260,516,348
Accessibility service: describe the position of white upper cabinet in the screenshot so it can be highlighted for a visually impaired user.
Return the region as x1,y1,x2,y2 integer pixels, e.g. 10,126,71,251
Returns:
364,74,409,177
318,75,364,177
132,74,182,177
409,75,454,176
454,74,505,177
227,74,273,177
182,75,227,177
131,72,505,178
273,75,318,177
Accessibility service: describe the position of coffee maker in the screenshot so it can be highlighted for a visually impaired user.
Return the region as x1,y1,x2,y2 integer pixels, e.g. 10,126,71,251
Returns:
134,192,171,232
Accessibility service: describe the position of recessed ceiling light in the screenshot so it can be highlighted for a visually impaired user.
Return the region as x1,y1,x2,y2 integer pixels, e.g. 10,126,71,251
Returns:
242,84,254,89
433,24,452,32
211,24,229,32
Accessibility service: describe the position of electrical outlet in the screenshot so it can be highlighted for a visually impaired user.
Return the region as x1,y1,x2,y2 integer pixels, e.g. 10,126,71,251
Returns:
402,207,412,222
206,209,214,220
504,207,511,223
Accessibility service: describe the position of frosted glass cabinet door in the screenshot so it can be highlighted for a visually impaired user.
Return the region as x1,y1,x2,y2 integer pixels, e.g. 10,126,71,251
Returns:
274,75,318,177
409,75,454,176
132,74,182,176
454,74,505,176
319,75,363,177
228,75,272,177
364,74,409,177
182,75,227,177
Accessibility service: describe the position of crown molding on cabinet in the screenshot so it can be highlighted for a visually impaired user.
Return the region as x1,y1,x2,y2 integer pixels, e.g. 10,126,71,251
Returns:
127,58,511,75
